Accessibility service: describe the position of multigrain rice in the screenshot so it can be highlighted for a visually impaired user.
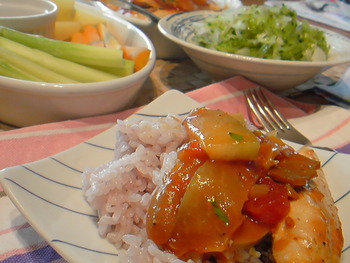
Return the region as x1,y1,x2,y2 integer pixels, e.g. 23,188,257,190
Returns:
82,116,263,263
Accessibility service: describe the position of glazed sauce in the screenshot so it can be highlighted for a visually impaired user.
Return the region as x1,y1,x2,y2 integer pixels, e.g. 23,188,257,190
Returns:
146,108,320,261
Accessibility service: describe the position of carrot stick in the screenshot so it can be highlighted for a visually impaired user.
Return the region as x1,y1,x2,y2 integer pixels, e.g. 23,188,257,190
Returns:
83,25,104,47
122,46,150,72
70,31,88,45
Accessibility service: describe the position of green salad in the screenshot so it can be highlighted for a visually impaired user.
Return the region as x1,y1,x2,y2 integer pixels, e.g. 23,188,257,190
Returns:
192,5,330,61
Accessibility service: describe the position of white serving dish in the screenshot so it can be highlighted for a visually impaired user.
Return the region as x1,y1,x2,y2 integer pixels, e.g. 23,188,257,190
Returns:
0,90,349,262
0,0,58,37
0,2,156,127
337,0,350,18
158,10,350,91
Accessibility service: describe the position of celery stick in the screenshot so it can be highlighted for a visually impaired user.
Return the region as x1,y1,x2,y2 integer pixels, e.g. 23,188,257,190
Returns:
0,47,78,83
93,59,135,77
0,59,42,81
0,37,118,83
0,26,123,67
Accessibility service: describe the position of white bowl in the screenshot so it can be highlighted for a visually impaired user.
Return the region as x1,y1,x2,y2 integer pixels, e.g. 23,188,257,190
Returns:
158,10,350,91
0,2,156,127
100,0,242,59
336,0,350,18
0,0,58,38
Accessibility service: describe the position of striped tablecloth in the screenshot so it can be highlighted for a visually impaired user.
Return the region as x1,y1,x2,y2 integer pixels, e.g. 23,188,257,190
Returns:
1,76,349,262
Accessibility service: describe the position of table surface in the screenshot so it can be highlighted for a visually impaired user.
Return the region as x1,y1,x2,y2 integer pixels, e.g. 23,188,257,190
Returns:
1,3,350,262
133,1,350,108
0,1,349,131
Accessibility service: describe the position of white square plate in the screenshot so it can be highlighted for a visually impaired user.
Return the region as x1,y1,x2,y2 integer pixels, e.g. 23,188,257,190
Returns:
0,90,349,262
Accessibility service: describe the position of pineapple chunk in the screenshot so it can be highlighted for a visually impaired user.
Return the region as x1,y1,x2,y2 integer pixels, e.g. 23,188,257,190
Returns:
54,20,81,40
74,8,106,26
184,108,260,161
168,160,258,254
98,24,121,49
51,0,76,21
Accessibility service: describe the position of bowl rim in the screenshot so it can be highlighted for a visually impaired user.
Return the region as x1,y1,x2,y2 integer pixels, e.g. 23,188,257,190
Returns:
0,2,156,95
111,10,153,27
158,10,350,67
0,0,58,20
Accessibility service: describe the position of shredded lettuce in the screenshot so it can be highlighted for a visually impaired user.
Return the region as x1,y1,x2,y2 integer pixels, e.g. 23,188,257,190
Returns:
192,5,330,61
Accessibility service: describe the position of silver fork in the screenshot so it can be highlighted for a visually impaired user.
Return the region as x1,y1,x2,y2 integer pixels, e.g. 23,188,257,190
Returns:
244,87,335,151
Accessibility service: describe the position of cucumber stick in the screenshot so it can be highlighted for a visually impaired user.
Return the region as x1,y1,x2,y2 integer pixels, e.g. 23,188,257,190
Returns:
0,37,118,83
0,59,42,82
0,47,77,83
0,26,123,68
93,59,135,77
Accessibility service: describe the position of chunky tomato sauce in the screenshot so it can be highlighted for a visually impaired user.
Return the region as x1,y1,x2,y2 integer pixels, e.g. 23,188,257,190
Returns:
146,108,320,261
104,0,223,21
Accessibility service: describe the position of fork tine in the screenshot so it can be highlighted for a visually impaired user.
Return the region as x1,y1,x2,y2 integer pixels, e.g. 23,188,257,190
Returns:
245,87,336,151
245,87,292,133
245,87,311,144
252,88,282,131
244,88,275,133
254,87,292,132
254,87,291,131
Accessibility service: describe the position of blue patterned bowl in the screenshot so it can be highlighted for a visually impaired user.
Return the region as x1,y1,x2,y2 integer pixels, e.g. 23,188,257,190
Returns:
158,10,350,91
337,0,350,17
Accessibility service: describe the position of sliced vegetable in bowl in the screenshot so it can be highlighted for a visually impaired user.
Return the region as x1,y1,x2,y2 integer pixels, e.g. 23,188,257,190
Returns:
0,1,156,127
158,6,350,90
68,23,151,73
191,5,330,61
0,0,153,84
0,24,151,83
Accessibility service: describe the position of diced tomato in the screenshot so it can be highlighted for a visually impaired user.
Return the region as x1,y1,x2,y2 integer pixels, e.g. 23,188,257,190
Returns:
242,176,290,226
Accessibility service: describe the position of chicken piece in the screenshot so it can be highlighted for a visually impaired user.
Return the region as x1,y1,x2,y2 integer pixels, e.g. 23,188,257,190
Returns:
272,147,343,263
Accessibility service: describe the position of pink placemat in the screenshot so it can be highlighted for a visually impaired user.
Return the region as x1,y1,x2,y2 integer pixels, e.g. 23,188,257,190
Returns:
0,76,349,262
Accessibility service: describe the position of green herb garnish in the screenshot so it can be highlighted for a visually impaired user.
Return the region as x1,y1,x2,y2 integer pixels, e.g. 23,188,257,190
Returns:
229,132,243,141
211,201,230,225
